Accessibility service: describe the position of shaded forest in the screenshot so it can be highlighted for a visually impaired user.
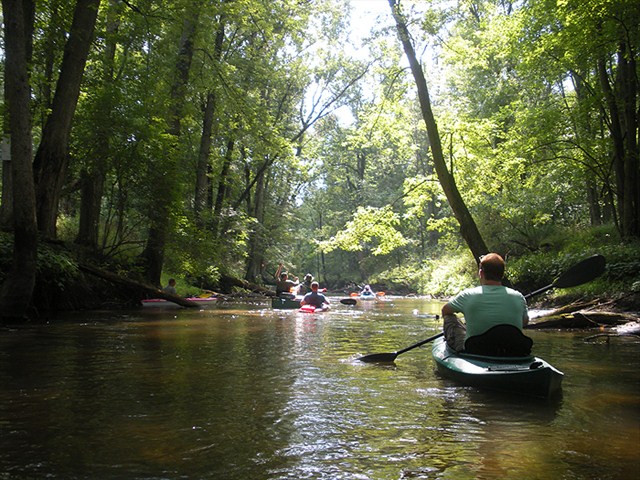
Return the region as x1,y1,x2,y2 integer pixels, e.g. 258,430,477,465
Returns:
1,0,639,319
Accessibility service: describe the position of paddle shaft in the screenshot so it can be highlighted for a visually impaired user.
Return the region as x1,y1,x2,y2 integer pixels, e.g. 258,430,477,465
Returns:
358,254,606,363
395,332,444,356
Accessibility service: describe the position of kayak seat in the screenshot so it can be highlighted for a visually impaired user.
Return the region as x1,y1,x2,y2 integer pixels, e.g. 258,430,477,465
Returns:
464,324,533,357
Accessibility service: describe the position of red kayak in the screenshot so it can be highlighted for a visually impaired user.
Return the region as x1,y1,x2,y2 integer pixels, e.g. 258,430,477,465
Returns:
299,304,329,313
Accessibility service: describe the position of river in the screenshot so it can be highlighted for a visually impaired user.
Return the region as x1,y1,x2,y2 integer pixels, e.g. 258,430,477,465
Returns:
1,297,638,479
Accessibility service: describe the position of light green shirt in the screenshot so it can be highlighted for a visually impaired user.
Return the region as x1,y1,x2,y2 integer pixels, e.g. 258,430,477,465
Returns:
446,285,529,339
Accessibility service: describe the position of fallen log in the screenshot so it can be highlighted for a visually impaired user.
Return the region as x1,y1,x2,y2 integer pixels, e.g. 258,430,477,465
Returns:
527,314,599,329
539,300,600,317
527,311,637,329
78,264,199,308
219,274,275,296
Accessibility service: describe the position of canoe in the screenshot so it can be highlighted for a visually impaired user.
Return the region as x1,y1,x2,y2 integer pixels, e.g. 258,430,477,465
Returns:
431,337,563,398
141,297,217,307
271,296,302,309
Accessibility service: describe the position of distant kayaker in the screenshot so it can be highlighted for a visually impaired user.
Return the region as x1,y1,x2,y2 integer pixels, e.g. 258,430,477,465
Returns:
441,253,529,352
274,263,299,298
297,273,314,295
300,281,329,309
360,284,374,296
163,278,177,295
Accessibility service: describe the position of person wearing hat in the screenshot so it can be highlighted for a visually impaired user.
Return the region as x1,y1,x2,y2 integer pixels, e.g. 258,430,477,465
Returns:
297,273,314,295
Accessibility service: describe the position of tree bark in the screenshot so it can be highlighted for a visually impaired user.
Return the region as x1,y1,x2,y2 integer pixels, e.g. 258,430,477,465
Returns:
32,0,102,238
195,18,225,222
0,0,39,321
244,168,267,282
0,0,34,229
212,138,235,237
76,0,120,248
388,0,489,259
617,42,638,238
195,91,216,222
140,7,199,285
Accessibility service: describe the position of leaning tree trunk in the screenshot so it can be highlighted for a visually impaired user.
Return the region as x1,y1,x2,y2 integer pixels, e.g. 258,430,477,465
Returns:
388,0,489,260
140,8,199,286
32,0,101,238
0,0,38,321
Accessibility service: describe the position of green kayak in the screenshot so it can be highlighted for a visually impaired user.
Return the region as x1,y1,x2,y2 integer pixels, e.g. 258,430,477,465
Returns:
271,296,302,309
431,337,564,398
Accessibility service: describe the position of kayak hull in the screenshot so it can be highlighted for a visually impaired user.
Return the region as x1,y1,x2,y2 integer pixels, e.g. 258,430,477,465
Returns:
357,293,377,301
271,297,302,309
431,337,563,398
299,304,329,313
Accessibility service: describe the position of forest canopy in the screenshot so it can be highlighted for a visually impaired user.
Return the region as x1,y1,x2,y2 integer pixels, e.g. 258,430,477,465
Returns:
1,0,638,317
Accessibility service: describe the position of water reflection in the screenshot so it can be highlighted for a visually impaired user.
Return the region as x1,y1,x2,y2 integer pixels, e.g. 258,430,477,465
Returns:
0,298,638,479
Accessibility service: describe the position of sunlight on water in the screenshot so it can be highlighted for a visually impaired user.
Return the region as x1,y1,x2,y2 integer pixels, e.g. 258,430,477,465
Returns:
0,297,638,479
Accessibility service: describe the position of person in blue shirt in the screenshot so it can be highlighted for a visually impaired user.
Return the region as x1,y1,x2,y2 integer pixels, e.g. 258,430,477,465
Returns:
300,281,329,309
162,278,177,295
441,253,529,352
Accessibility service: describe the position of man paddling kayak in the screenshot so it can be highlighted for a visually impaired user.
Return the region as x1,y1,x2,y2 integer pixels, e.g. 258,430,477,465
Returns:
300,281,329,309
441,253,529,353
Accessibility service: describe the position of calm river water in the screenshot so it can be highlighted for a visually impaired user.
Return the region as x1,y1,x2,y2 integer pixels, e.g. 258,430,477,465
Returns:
1,297,638,479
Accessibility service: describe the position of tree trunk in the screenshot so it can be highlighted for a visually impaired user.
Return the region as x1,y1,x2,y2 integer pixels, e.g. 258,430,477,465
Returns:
244,169,267,283
195,19,225,222
76,167,106,247
0,0,34,229
75,0,120,248
140,7,199,285
0,0,38,321
195,91,216,222
617,42,638,238
78,264,201,307
388,0,489,259
212,137,235,237
32,0,102,238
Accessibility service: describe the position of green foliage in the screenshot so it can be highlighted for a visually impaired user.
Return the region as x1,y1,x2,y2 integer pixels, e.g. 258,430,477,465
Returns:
320,206,407,256
0,233,78,291
4,0,637,304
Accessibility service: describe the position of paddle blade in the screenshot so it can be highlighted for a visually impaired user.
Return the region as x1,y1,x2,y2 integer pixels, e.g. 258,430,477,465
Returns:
553,254,606,288
340,298,357,305
358,352,398,363
350,292,359,297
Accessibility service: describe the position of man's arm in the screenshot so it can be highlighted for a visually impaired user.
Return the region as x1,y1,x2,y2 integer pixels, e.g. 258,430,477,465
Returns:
442,303,456,316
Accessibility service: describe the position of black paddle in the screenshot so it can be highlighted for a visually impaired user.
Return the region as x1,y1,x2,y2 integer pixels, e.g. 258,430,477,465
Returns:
357,254,606,363
340,298,357,305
